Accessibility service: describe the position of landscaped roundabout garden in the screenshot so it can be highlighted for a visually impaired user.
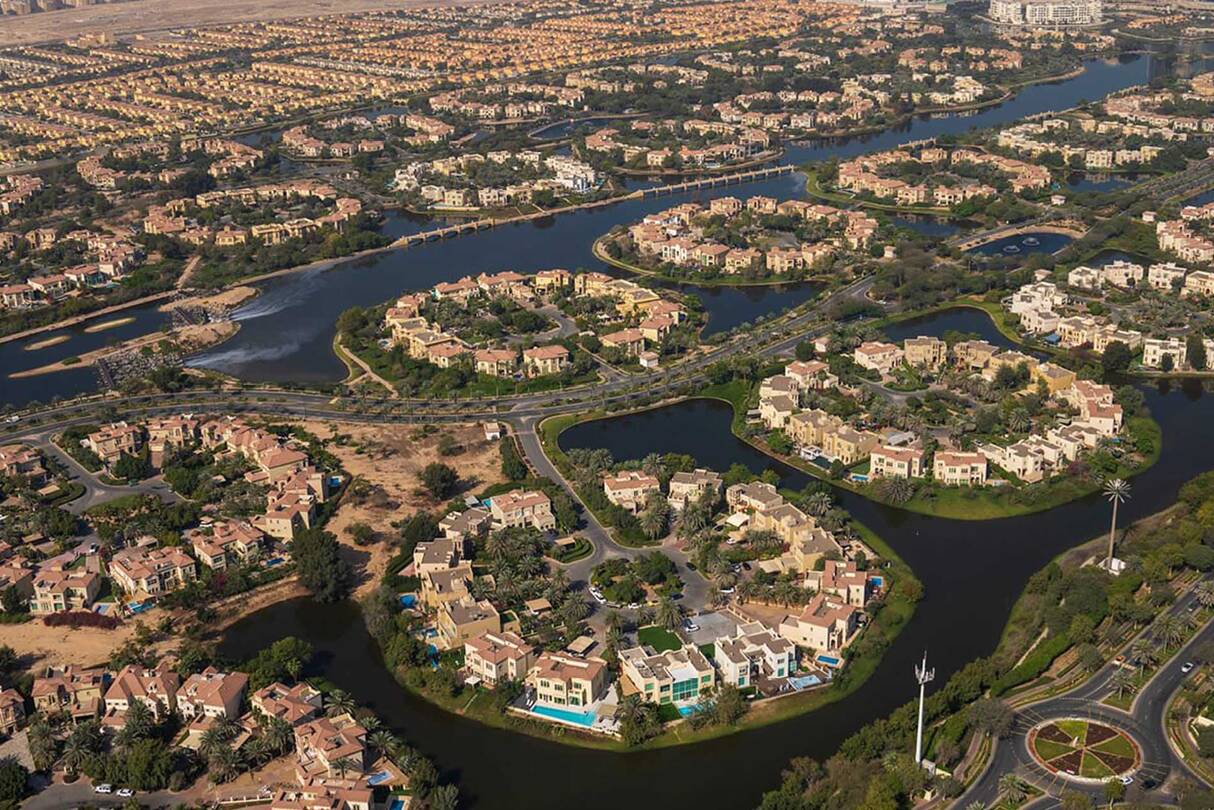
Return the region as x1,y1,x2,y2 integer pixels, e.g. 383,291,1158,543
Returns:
1028,718,1141,781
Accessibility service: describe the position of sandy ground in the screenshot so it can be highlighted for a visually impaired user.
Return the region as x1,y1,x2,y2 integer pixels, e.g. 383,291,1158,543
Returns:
11,320,239,377
0,619,142,669
82,316,135,334
160,286,258,313
0,0,495,46
295,419,506,597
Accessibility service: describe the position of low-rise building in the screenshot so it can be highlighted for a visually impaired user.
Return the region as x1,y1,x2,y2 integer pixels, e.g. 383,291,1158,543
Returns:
528,652,609,710
932,451,988,486
777,593,859,655
251,682,323,727
714,622,797,689
464,631,537,687
108,546,197,597
602,470,661,513
667,468,722,511
620,644,715,705
487,489,556,532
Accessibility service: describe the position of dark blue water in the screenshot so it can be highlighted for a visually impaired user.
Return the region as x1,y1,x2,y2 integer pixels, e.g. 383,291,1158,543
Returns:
969,231,1074,257
186,171,817,383
887,215,963,238
882,306,1016,349
1065,172,1137,193
222,377,1214,810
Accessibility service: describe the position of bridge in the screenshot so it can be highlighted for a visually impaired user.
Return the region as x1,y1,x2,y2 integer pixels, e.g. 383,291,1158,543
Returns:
640,164,796,197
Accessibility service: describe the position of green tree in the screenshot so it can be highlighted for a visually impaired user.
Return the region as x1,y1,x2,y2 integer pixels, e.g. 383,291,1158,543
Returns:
1188,334,1208,371
0,757,28,804
293,528,352,602
1101,340,1132,375
420,463,458,499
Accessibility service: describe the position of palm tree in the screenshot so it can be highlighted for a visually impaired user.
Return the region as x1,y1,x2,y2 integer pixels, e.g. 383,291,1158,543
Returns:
199,725,230,761
369,730,398,756
208,744,242,784
1157,613,1187,649
60,734,89,777
1195,580,1214,609
1109,666,1134,698
1008,409,1030,434
361,715,383,735
999,773,1026,804
804,491,833,517
655,596,681,631
1129,637,1156,673
1103,478,1131,569
332,755,360,779
326,689,356,717
263,717,293,756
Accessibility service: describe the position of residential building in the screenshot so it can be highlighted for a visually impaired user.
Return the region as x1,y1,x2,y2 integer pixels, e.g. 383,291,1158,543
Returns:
176,667,248,722
108,546,197,597
436,597,501,650
528,653,609,710
487,489,556,532
295,713,368,776
853,341,904,375
32,665,107,720
777,593,860,655
619,645,715,705
464,631,537,687
667,468,722,511
868,445,925,480
187,520,263,570
31,569,100,615
602,470,661,514
714,622,797,689
251,682,323,727
104,664,180,725
932,451,988,486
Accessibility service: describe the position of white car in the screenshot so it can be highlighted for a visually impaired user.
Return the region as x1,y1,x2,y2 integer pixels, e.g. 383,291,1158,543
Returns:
117,788,134,798
1119,775,1134,786
94,784,113,794
1182,662,1195,674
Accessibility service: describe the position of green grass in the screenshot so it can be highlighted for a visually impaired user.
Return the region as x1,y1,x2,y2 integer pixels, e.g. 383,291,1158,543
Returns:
548,535,593,564
1033,738,1076,761
1056,719,1088,740
637,625,682,652
1080,751,1116,779
1092,734,1135,758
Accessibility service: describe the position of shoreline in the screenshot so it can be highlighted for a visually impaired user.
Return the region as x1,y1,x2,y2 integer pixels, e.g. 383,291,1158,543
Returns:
10,320,241,378
591,234,819,288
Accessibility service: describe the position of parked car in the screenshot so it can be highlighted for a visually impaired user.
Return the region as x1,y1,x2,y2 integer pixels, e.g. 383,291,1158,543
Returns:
94,785,113,794
117,788,134,798
1119,775,1134,786
1182,662,1195,674
683,619,700,632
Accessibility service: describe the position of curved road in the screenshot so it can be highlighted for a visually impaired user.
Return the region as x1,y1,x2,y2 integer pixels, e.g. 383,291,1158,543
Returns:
961,582,1212,808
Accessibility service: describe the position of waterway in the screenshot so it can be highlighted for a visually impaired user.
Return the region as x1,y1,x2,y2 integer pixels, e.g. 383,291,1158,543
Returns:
221,376,1214,810
0,54,1157,407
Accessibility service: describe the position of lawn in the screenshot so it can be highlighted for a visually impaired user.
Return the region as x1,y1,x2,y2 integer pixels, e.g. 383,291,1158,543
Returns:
1080,751,1116,780
1092,734,1135,759
1056,719,1088,741
1032,737,1076,762
637,625,683,652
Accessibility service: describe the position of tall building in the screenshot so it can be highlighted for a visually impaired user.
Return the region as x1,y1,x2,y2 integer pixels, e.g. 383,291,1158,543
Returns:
989,0,1102,25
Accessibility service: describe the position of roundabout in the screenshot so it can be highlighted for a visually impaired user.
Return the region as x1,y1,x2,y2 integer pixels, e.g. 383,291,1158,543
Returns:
1028,717,1142,783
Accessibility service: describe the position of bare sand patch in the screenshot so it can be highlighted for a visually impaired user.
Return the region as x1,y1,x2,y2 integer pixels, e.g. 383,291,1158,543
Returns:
0,619,142,669
295,419,507,596
160,286,258,313
82,316,135,334
23,334,70,351
11,320,239,377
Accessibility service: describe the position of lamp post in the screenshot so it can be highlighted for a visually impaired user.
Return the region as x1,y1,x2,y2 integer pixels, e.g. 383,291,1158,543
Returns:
914,650,935,766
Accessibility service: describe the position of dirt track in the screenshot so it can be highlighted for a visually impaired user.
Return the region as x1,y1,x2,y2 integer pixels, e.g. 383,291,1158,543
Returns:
0,0,493,46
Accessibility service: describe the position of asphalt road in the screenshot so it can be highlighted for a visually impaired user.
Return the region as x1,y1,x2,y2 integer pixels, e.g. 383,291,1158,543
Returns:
960,582,1212,808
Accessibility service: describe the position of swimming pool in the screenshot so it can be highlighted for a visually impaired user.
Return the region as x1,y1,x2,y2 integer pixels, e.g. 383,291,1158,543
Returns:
529,704,597,727
366,770,392,786
788,674,822,690
399,594,416,608
677,704,703,717
816,654,841,668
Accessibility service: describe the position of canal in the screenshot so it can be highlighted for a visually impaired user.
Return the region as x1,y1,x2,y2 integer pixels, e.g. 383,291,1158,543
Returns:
221,376,1214,810
0,54,1155,408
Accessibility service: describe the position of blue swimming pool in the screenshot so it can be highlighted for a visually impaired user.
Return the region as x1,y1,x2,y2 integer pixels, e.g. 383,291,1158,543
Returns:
128,601,152,614
816,654,841,668
388,798,408,810
677,704,702,717
530,704,596,727
788,674,822,690
399,594,416,608
366,770,391,786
